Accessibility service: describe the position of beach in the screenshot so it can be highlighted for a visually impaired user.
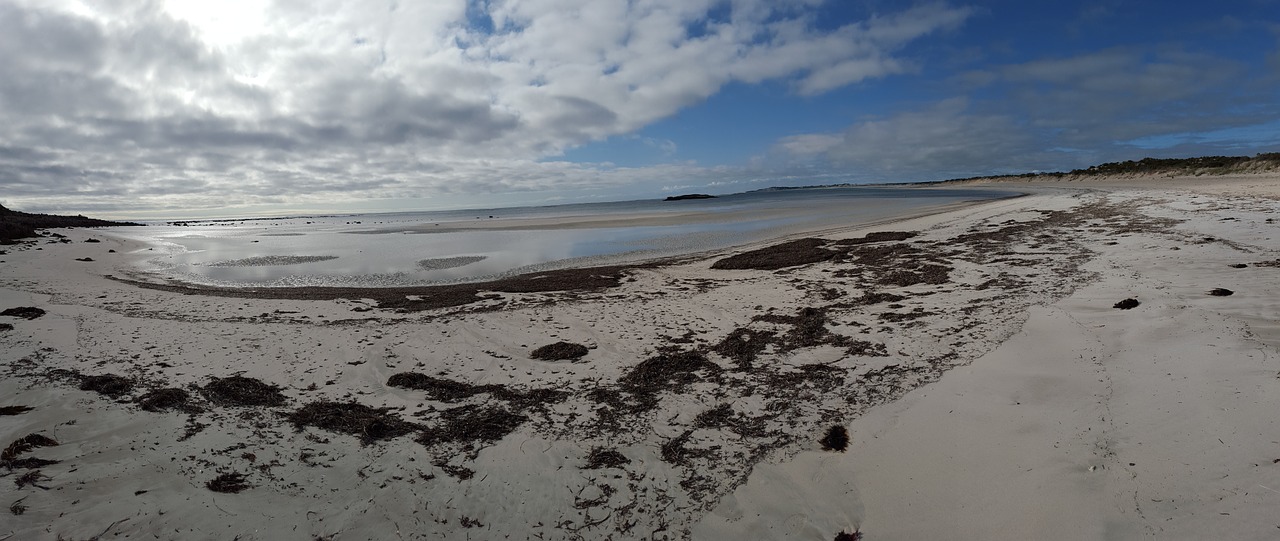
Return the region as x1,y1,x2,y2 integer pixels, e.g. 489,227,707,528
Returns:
3,174,1280,540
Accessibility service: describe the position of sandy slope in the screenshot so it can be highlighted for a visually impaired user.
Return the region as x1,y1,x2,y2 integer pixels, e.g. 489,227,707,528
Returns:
696,176,1280,540
2,175,1279,540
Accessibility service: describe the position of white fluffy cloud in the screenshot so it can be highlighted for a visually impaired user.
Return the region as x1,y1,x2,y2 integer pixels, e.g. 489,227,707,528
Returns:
0,0,972,215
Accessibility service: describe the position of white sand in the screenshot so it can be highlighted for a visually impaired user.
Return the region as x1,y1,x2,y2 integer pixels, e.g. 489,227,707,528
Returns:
3,174,1280,540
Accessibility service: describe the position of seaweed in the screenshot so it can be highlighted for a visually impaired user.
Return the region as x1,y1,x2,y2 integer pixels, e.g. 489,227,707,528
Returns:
137,388,196,412
287,401,419,444
845,340,889,357
14,470,49,489
0,323,12,332
1208,288,1234,296
1113,298,1140,310
387,373,490,402
660,430,696,465
79,374,133,397
876,263,951,287
832,231,918,245
4,457,60,469
0,307,45,320
437,464,475,480
660,429,715,466
615,350,721,412
764,364,847,393
711,238,836,270
388,373,568,416
712,328,775,367
206,472,251,493
879,309,937,323
693,404,735,429
530,341,590,361
2,434,59,470
834,530,863,541
583,447,631,470
201,376,286,407
417,405,527,448
840,242,925,266
0,405,34,416
835,291,907,307
820,425,850,452
754,307,851,351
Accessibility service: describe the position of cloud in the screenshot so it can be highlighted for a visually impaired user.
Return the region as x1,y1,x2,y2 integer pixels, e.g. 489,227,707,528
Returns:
776,98,1066,179
777,46,1280,180
0,0,972,215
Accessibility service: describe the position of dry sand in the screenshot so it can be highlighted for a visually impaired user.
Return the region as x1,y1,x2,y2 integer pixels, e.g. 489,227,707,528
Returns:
3,173,1280,540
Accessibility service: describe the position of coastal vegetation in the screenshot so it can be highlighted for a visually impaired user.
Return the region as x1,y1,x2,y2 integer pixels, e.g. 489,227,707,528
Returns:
950,152,1280,183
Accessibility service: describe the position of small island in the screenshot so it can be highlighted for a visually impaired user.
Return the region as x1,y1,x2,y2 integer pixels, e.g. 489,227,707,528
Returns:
663,193,717,201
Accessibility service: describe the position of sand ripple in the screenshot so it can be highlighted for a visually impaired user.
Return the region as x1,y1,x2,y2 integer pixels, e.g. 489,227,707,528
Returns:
417,256,486,270
204,255,338,267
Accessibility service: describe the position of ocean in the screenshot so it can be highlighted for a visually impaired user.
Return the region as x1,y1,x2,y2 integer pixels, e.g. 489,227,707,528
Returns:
105,185,1018,288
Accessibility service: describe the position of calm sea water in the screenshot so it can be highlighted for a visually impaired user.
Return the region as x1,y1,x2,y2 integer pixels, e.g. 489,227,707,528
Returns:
106,186,1017,288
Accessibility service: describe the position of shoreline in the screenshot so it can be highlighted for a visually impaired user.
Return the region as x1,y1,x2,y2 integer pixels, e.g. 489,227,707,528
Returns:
101,189,1023,297
3,173,1280,539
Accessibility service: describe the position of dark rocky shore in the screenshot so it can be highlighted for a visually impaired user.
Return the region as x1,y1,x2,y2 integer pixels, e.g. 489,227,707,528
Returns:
0,204,142,243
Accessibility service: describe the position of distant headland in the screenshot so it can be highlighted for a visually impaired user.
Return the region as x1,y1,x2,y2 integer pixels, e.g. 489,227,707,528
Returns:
663,193,717,201
0,204,142,243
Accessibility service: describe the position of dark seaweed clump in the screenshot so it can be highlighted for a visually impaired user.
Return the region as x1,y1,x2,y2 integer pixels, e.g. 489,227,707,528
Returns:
583,447,631,469
713,306,882,369
615,350,722,411
79,374,134,397
1113,298,1140,310
0,307,45,320
14,470,49,489
287,401,419,444
2,434,59,470
693,404,736,429
876,263,951,287
417,405,528,449
832,231,918,245
711,238,836,271
388,372,569,426
206,472,251,493
0,323,12,332
713,328,775,367
0,405,34,416
834,530,864,541
136,388,195,412
201,376,286,407
1209,288,1234,297
819,425,850,452
838,292,906,307
754,307,849,351
387,373,491,402
530,341,590,361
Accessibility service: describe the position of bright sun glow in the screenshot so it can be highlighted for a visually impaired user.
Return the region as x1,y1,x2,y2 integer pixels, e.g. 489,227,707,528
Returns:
161,0,268,46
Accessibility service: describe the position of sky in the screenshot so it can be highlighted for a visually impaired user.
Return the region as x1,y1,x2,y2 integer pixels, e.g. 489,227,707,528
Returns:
1,0,1278,219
